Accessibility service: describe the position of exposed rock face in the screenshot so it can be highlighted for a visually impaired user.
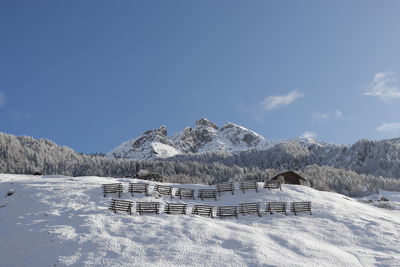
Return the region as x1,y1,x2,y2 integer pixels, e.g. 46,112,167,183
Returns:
143,126,167,136
112,118,399,165
174,119,269,154
192,119,219,148
107,125,179,160
175,127,197,153
220,123,263,147
195,118,218,129
132,126,169,148
108,118,271,159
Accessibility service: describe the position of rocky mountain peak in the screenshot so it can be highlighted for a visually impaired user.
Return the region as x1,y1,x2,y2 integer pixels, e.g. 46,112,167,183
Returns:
108,119,271,159
195,118,218,129
143,125,167,137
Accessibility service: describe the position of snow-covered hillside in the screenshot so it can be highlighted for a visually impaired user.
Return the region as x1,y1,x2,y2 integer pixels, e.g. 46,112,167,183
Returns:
1,174,400,266
107,118,272,159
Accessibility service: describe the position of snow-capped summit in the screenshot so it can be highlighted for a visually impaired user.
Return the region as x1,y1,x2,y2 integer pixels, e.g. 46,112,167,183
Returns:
108,118,272,159
195,118,218,129
189,121,271,153
107,125,181,160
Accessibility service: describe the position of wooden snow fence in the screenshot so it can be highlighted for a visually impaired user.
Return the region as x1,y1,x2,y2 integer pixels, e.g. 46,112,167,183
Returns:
108,199,133,214
128,183,149,196
238,202,261,217
192,204,214,218
216,182,235,197
102,183,123,197
154,185,173,198
216,206,238,219
136,202,160,215
197,189,217,201
175,188,195,200
164,203,187,215
266,202,287,215
290,201,312,215
264,180,282,191
239,181,258,193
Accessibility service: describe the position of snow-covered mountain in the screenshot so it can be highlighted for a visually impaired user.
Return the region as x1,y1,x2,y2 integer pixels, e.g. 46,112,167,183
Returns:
107,119,400,180
108,118,273,159
106,125,182,160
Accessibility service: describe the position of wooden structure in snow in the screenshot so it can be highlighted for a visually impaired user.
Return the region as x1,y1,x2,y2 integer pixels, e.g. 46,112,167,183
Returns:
269,170,307,185
192,204,214,218
290,201,312,215
102,183,123,197
216,182,235,196
108,199,133,214
164,203,187,214
238,202,261,217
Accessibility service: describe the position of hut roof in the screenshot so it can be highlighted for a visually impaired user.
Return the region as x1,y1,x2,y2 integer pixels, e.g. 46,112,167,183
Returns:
270,170,307,181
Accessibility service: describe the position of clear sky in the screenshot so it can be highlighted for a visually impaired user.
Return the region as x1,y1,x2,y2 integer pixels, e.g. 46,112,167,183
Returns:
1,0,400,153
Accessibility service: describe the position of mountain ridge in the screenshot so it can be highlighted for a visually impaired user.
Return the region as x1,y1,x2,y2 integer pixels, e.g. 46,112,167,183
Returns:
105,118,400,180
107,118,274,159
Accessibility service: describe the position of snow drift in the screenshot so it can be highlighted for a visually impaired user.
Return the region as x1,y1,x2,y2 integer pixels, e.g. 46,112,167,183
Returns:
1,174,400,266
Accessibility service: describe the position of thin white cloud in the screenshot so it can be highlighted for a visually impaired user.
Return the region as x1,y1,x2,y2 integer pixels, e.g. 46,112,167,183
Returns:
364,72,400,102
261,90,304,110
335,110,344,119
312,110,353,123
376,122,400,133
0,92,5,107
10,110,33,122
313,112,329,120
301,131,318,139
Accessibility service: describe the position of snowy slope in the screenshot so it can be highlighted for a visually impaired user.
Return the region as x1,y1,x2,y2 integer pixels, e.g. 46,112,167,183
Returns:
1,174,400,266
194,121,270,153
107,126,181,160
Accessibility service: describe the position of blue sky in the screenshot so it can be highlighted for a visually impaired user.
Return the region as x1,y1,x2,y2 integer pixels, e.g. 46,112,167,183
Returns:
1,1,400,153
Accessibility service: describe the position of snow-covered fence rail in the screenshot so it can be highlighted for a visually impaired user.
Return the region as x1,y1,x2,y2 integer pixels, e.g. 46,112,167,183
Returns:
266,202,287,215
108,199,133,214
192,204,214,218
136,202,160,215
154,185,173,198
290,201,312,215
128,183,149,196
102,183,123,197
175,188,195,200
238,202,261,217
264,180,282,191
217,206,238,219
239,181,258,193
164,203,187,215
197,189,217,201
216,182,235,196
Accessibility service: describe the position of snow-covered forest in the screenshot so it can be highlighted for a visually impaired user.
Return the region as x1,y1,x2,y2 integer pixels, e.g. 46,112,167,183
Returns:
2,132,400,196
170,138,400,179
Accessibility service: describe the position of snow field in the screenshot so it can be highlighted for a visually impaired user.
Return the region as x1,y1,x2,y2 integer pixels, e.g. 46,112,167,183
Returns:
1,174,400,266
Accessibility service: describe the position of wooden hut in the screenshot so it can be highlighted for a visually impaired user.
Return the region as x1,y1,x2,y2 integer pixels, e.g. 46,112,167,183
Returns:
269,170,307,185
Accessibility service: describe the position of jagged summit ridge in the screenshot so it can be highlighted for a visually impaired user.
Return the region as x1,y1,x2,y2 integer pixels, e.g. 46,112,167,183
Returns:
107,118,271,159
195,118,218,129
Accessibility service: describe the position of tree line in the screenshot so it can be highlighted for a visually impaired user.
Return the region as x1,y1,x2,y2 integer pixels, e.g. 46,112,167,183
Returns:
1,132,400,196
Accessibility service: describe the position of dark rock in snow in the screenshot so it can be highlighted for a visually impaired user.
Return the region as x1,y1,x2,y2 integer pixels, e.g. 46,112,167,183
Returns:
6,189,14,197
